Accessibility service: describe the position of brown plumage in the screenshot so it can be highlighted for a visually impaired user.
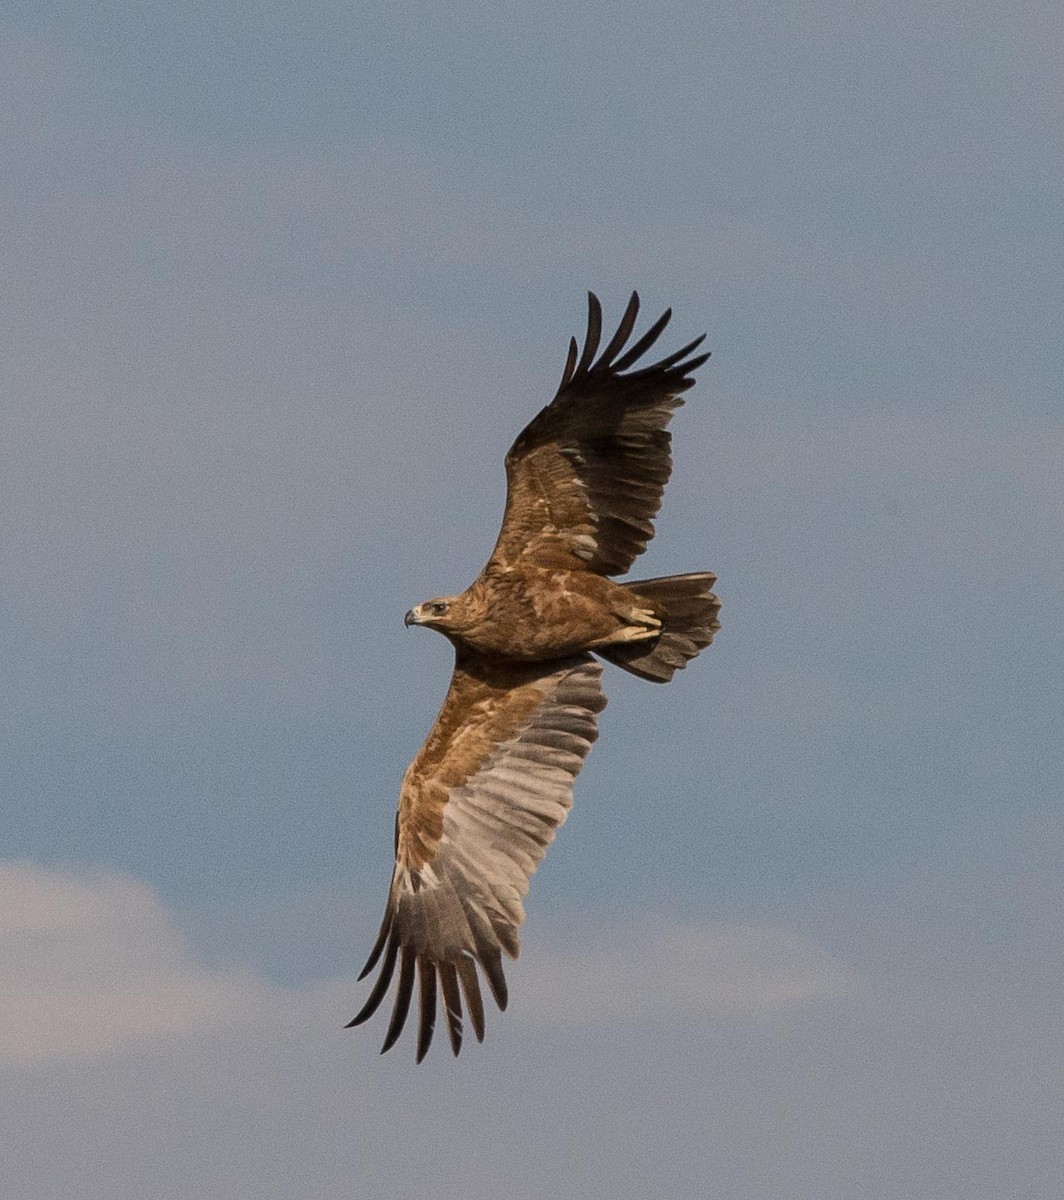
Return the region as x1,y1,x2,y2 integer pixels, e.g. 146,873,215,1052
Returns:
349,292,721,1060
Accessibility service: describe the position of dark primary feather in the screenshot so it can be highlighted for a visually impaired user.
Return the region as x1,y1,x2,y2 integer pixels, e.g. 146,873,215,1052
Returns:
381,945,416,1054
438,962,464,1055
573,291,602,377
595,291,641,369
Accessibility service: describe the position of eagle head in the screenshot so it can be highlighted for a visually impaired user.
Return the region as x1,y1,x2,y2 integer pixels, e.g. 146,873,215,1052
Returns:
404,597,457,630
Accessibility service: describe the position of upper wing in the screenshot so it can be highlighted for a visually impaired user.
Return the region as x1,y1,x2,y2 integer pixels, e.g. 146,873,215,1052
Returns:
348,653,606,1062
490,292,710,576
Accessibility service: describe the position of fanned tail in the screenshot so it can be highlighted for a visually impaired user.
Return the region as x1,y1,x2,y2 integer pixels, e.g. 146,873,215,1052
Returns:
597,573,720,683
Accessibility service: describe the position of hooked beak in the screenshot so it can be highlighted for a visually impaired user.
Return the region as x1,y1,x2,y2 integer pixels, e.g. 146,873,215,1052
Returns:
404,608,419,627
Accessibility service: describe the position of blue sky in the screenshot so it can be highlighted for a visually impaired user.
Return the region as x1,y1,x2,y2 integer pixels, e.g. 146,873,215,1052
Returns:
2,2,1061,1197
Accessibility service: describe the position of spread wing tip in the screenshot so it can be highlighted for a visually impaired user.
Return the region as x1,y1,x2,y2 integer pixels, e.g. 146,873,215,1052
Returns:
349,945,511,1062
561,292,709,388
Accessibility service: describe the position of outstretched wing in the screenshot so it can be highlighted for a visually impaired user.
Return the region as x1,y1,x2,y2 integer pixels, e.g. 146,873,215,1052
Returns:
349,654,606,1062
490,292,710,577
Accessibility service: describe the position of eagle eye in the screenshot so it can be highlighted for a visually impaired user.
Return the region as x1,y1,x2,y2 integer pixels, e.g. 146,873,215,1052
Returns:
428,601,449,616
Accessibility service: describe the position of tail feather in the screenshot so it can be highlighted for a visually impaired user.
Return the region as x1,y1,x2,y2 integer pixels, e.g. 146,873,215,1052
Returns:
597,572,720,683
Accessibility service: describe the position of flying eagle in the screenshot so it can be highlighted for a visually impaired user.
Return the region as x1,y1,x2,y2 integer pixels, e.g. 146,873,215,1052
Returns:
349,292,720,1061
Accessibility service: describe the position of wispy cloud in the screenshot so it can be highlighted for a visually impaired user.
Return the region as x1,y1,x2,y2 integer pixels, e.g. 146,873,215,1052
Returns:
1,861,861,1066
2,861,1061,1200
515,922,861,1026
0,863,269,1063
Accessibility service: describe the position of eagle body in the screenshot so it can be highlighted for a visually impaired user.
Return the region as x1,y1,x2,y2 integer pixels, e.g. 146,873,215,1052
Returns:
409,564,663,660
351,292,721,1061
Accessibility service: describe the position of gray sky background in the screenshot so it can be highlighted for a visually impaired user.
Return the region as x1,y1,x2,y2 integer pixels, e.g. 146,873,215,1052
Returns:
3,3,1061,1197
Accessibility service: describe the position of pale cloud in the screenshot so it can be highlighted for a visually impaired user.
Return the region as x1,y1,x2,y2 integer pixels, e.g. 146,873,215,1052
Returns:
1,861,861,1067
515,922,861,1026
2,862,1061,1200
0,862,270,1063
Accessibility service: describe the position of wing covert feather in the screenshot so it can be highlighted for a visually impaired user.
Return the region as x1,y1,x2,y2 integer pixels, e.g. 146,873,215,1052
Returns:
491,291,710,576
349,654,606,1061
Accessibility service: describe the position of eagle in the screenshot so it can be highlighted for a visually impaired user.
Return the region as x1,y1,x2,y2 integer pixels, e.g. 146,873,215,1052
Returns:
349,292,720,1061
